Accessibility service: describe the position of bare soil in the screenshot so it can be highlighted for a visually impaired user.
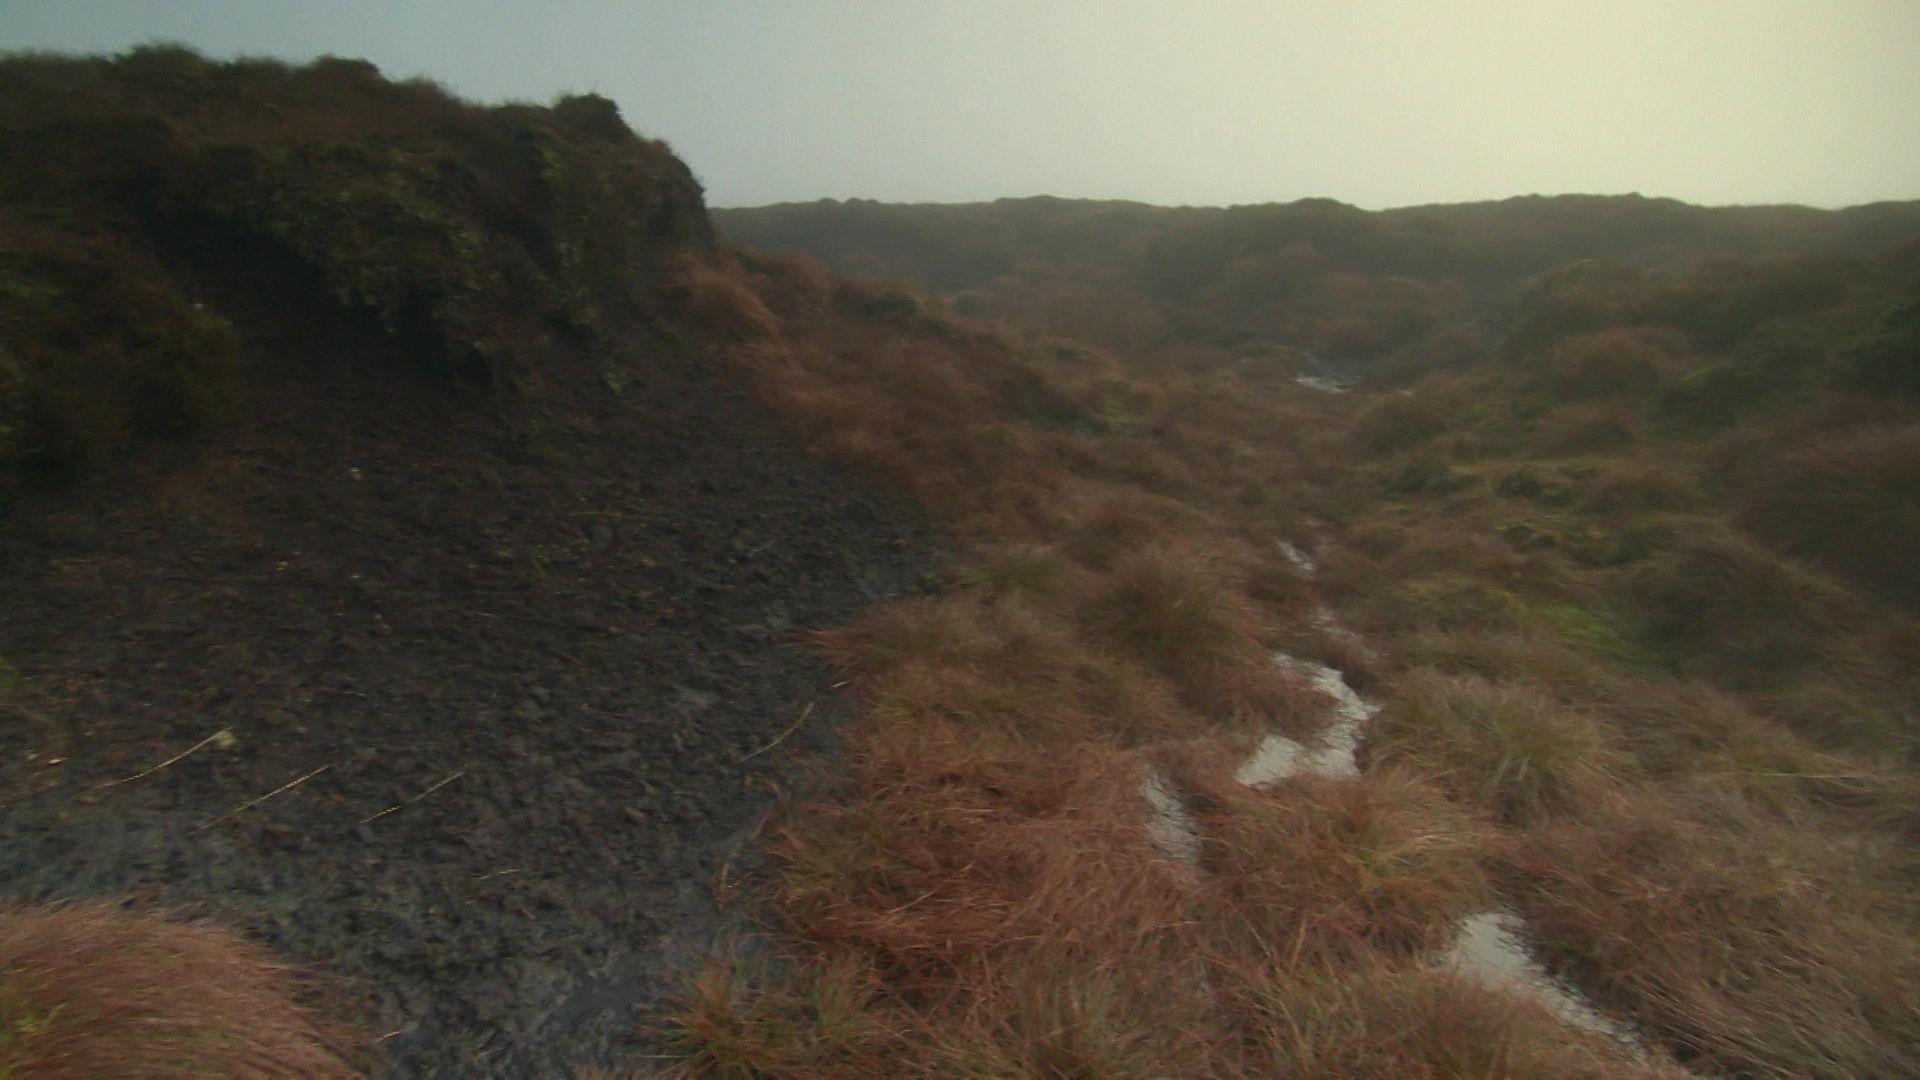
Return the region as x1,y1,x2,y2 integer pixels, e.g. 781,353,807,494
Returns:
0,238,940,1076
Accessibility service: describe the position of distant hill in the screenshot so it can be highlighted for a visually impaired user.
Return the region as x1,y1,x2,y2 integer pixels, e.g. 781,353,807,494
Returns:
717,193,1920,366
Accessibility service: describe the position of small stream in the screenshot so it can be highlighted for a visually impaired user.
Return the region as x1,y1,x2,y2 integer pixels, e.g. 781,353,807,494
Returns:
1135,538,1679,1066
1236,653,1377,785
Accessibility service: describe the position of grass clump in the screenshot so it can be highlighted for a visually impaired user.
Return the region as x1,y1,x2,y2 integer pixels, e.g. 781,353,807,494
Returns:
1510,793,1920,1078
0,901,361,1078
652,957,893,1078
1218,954,1667,1078
1607,682,1918,825
1081,543,1303,729
1370,671,1628,825
1192,770,1492,959
1627,521,1852,684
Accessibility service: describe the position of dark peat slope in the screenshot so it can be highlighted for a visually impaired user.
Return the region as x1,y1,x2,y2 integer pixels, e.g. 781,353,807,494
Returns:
0,49,937,1075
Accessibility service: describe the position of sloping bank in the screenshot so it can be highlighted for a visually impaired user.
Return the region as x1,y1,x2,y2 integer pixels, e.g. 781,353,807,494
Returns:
0,51,941,1076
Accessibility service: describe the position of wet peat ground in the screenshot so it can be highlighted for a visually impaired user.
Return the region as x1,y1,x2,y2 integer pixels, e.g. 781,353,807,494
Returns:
0,249,940,1076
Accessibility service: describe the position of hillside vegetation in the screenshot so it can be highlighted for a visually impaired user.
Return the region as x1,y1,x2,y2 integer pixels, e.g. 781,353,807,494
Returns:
3,48,1917,1078
1,45,706,491
719,194,1920,371
684,196,1920,1075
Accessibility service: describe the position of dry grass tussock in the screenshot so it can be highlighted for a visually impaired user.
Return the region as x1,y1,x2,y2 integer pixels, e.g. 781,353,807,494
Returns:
1081,543,1310,732
1510,788,1920,1078
0,901,362,1079
771,737,1193,988
1186,769,1493,959
1369,671,1630,826
1211,952,1672,1079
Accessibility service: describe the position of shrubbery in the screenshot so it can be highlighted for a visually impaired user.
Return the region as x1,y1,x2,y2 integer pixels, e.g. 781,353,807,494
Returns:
0,46,716,487
0,220,239,482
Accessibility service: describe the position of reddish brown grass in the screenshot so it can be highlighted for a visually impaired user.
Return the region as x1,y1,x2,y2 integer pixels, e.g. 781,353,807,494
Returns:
1737,423,1920,610
1509,791,1920,1078
1081,543,1309,730
1213,952,1671,1078
1186,769,1493,960
0,901,362,1079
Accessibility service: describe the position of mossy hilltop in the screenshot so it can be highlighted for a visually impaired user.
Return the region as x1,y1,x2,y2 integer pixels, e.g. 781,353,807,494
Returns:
1,46,708,487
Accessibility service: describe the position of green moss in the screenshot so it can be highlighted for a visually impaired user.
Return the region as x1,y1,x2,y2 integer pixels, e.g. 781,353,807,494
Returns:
1654,333,1821,432
1522,600,1657,672
1374,574,1524,631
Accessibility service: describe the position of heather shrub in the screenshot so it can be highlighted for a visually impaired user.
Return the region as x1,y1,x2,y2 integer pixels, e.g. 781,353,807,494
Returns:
1537,326,1680,399
1737,424,1920,610
0,222,240,481
1627,521,1851,684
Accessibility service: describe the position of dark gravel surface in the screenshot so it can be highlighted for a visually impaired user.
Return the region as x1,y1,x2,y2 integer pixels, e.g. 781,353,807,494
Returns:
0,249,940,1076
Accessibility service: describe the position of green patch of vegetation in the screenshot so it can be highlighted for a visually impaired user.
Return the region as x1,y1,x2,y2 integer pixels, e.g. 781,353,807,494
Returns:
950,544,1074,605
1373,455,1471,496
1493,465,1578,504
1655,333,1821,432
1522,599,1658,672
1373,573,1525,632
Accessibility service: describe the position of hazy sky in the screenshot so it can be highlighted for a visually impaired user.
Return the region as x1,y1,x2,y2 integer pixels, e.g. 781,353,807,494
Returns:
4,1,1916,209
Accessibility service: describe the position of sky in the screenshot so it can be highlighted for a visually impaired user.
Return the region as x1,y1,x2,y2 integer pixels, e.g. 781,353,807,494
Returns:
3,1,1916,210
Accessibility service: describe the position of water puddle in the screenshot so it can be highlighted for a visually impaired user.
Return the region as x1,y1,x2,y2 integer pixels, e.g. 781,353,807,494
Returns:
1294,374,1349,393
1276,540,1317,577
1289,350,1352,393
1129,557,1680,1069
1140,768,1201,870
1236,653,1378,785
1437,910,1654,1053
